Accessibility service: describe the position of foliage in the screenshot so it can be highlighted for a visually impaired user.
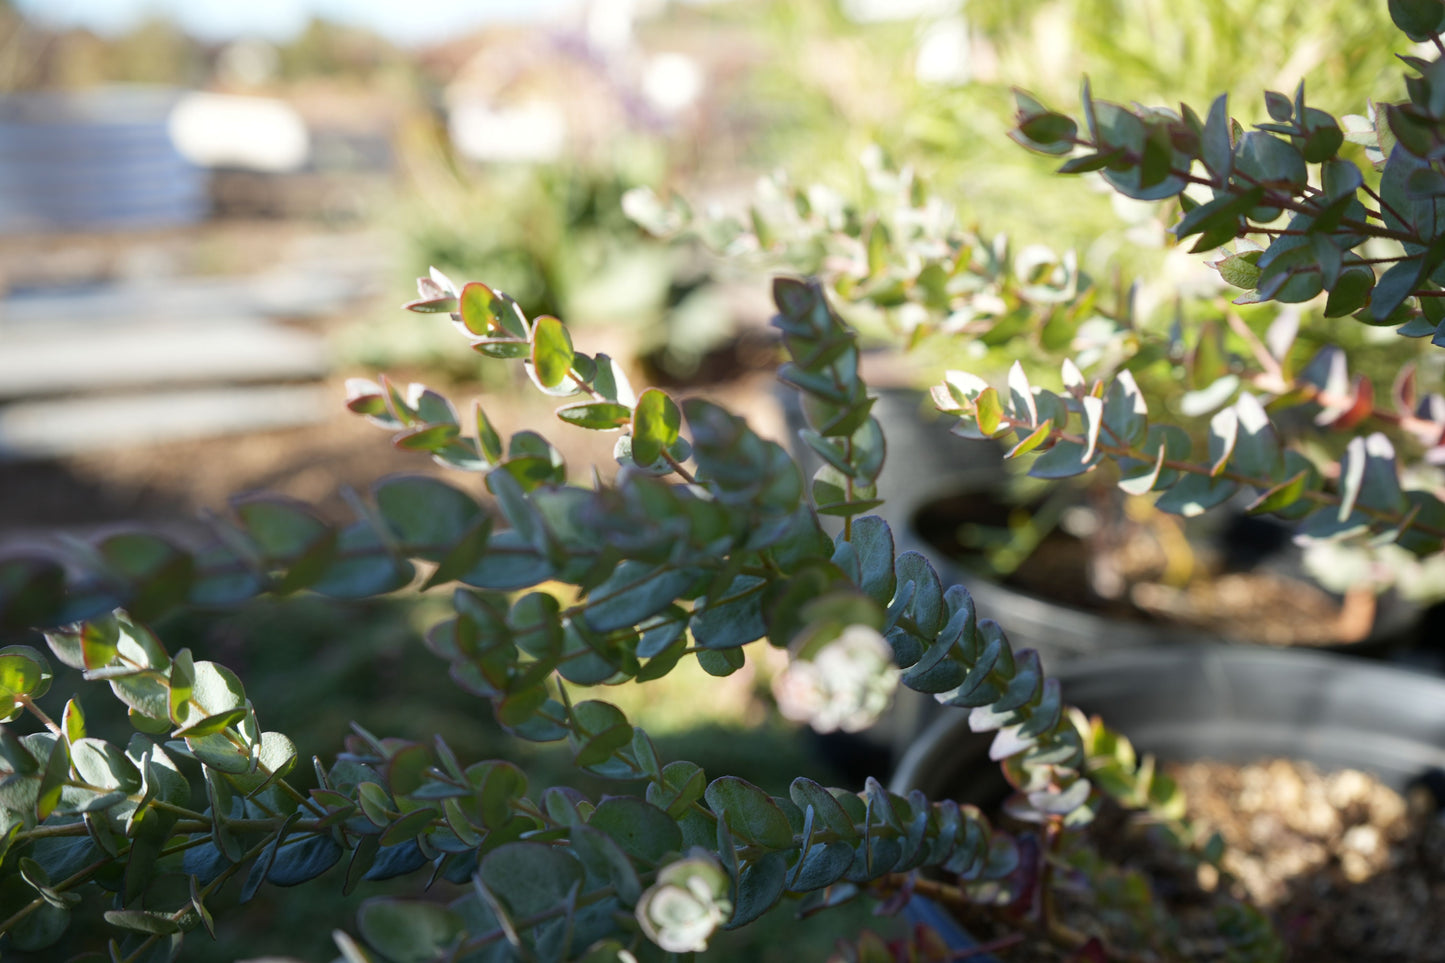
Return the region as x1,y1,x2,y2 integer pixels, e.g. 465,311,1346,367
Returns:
628,8,1445,601
352,130,740,383
0,267,1270,961
4,5,1443,961
723,0,1412,257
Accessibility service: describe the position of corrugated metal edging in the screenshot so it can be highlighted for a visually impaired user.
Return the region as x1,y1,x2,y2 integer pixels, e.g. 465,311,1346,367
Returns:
0,86,207,234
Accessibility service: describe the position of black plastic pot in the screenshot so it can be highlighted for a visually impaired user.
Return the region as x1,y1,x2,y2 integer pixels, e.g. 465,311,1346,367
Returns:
903,486,1423,665
826,387,1424,665
891,642,1445,809
889,644,1445,961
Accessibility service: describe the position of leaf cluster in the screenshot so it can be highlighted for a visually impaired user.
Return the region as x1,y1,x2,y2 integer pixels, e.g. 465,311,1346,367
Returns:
0,273,1269,962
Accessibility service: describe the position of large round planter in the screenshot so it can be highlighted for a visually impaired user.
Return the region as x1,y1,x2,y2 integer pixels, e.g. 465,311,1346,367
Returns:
902,486,1423,664
837,388,1424,665
891,642,1445,811
889,644,1445,960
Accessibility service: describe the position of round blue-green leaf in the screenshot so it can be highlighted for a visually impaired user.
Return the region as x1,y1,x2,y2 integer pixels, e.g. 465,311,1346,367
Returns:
478,842,585,918
789,778,860,841
587,797,682,865
363,840,428,881
704,777,794,850
725,852,788,929
2,875,69,951
267,833,344,886
570,824,643,904
646,761,708,819
312,521,415,600
1235,131,1307,191
570,701,634,767
583,562,696,634
357,897,465,963
386,743,432,797
1325,265,1376,317
374,477,482,559
232,496,331,561
184,729,252,774
70,738,140,793
380,808,437,847
696,648,745,677
96,532,194,620
31,834,99,884
1390,0,1445,41
467,759,529,829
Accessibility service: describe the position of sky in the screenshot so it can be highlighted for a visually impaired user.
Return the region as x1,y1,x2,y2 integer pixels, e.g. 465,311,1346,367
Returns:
13,0,579,46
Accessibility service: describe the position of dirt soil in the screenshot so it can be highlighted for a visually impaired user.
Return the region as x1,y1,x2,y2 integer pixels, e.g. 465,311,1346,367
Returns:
913,489,1371,648
944,759,1445,962
1075,758,1445,963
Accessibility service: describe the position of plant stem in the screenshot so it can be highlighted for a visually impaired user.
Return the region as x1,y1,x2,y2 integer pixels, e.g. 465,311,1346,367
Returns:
19,695,62,736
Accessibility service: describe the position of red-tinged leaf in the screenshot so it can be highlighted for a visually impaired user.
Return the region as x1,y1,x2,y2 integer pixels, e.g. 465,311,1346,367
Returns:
556,402,632,431
631,389,682,466
380,375,420,425
344,379,390,418
1007,420,1053,459
393,423,461,452
1393,363,1418,413
1245,470,1309,514
402,296,458,314
1316,375,1374,430
531,316,575,389
974,387,1003,436
457,282,495,336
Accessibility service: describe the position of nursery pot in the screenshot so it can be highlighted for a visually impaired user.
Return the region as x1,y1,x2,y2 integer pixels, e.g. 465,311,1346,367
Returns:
889,643,1445,959
891,643,1445,805
844,388,1425,664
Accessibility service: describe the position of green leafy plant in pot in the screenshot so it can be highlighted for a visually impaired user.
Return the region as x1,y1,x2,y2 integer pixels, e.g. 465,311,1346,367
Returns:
0,268,1292,961
6,6,1445,963
628,16,1445,658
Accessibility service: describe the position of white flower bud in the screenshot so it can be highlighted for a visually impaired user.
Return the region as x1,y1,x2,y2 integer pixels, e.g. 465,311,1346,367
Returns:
772,624,900,734
635,849,732,953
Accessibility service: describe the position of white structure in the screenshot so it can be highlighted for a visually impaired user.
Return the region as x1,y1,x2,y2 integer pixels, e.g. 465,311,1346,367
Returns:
448,102,569,164
168,92,310,173
841,0,962,22
643,52,704,114
915,16,972,85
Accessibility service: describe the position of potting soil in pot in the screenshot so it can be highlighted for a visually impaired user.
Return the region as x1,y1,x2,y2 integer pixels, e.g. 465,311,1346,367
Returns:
948,758,1444,962
913,490,1372,648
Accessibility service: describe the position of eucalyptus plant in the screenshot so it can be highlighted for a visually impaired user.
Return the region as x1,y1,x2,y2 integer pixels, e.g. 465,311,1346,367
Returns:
0,262,1283,961
5,3,1445,960
628,4,1445,600
960,0,1445,564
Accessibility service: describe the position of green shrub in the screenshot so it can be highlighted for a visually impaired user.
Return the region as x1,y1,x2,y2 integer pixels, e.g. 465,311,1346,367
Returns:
4,4,1445,961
